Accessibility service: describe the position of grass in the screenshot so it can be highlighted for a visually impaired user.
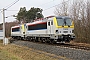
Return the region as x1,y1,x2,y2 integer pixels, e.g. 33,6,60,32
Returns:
0,50,20,60
0,41,69,60
0,39,90,60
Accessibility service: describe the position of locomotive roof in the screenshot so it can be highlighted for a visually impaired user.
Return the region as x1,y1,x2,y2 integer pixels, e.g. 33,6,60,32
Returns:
26,19,46,25
11,25,20,28
25,16,71,25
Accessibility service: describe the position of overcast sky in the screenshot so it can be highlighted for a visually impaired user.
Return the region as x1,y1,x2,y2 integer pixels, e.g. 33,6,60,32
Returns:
0,0,63,23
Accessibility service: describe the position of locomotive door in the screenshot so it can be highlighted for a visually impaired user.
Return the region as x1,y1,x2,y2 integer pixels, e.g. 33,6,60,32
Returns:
47,21,51,34
21,24,25,37
50,21,53,34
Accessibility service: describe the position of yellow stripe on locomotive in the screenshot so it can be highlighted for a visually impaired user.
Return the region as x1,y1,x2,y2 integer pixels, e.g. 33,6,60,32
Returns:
53,17,74,28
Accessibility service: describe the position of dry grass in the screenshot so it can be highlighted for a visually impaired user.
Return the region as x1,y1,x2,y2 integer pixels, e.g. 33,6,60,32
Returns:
70,41,90,47
0,42,69,60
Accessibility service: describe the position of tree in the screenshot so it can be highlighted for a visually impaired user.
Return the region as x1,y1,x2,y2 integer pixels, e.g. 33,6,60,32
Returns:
16,7,44,23
54,0,68,16
16,7,27,23
26,7,43,22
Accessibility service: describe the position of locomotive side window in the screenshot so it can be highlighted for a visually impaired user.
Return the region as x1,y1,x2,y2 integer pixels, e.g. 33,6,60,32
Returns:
51,21,53,25
12,27,20,32
48,22,50,26
28,22,47,30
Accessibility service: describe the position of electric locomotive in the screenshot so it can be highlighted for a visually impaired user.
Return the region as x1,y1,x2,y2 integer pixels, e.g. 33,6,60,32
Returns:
11,24,26,40
25,16,75,43
11,16,75,43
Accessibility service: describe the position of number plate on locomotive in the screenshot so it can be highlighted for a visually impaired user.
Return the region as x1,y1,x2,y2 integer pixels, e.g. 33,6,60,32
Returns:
63,28,68,30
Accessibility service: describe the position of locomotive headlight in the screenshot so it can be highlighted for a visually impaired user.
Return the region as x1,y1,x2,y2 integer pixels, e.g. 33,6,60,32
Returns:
23,32,25,34
56,30,59,34
56,30,58,32
69,35,71,37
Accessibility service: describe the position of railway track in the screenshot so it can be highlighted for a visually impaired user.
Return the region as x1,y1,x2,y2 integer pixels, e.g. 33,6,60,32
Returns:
55,43,90,51
9,38,90,51
9,38,90,60
36,42,90,51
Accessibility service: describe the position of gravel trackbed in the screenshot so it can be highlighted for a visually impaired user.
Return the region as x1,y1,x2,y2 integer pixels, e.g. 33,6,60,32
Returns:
12,40,90,60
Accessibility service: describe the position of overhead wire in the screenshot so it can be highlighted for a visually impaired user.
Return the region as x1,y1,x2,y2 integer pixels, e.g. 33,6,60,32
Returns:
6,10,19,11
5,10,19,19
0,0,69,18
6,0,55,11
4,0,18,8
5,0,55,19
43,0,69,11
5,14,15,18
37,0,55,7
44,3,61,11
3,0,56,17
2,0,57,12
5,0,19,10
1,0,19,18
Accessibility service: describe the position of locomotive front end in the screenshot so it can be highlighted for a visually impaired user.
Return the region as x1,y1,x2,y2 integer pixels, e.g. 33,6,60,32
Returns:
54,16,75,43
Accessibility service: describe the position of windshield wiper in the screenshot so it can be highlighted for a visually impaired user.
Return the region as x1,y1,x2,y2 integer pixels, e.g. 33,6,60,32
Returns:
62,19,70,27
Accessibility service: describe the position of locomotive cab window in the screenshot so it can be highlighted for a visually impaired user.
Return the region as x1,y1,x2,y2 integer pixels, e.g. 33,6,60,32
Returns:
56,17,72,26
